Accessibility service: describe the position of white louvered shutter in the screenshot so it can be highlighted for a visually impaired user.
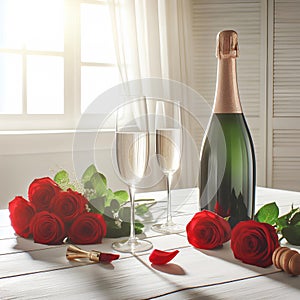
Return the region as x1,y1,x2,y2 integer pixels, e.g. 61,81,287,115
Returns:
272,0,300,191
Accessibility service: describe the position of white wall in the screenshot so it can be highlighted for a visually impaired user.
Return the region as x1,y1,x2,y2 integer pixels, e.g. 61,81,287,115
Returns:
0,130,195,209
0,131,125,209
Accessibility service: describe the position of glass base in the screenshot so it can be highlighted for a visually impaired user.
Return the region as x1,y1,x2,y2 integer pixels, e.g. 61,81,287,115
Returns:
151,222,185,234
112,238,153,253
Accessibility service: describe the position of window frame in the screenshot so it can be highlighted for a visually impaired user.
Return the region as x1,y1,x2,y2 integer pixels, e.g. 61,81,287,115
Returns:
0,0,116,131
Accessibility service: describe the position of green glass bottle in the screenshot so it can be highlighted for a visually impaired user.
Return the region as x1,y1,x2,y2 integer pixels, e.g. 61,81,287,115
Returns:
199,30,256,227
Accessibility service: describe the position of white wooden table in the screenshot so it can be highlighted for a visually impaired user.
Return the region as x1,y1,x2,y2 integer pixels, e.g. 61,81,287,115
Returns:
1,187,300,299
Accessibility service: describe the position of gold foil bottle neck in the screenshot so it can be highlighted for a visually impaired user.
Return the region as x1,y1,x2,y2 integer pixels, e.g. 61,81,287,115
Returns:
213,30,242,113
216,30,239,59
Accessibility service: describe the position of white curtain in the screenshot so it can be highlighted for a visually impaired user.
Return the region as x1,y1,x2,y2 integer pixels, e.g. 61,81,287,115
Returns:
108,0,191,83
108,0,202,190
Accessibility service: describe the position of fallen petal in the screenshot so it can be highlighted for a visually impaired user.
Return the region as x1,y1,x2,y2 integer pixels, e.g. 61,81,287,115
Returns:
149,249,179,265
99,252,120,263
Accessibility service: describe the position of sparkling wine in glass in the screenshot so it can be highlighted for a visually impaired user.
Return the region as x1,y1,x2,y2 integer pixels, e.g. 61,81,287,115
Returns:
152,100,185,234
112,97,153,253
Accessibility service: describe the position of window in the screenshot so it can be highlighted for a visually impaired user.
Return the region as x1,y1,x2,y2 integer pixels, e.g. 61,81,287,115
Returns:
0,0,120,130
80,1,119,113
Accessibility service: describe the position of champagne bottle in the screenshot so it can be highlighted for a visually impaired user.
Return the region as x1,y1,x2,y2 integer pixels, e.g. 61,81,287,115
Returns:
199,30,256,227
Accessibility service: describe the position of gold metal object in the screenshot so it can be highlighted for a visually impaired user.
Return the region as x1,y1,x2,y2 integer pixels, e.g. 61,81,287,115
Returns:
66,244,101,263
216,30,239,59
213,29,242,114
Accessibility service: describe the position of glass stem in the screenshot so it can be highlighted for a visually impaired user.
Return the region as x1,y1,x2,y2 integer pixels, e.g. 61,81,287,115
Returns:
166,173,173,226
128,185,137,244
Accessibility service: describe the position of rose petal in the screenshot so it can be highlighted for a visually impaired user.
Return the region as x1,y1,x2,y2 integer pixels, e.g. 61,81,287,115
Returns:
149,249,179,265
99,252,120,263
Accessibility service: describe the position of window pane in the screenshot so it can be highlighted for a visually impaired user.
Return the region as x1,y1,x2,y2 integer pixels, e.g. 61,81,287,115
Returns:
25,0,64,51
27,55,64,114
81,66,120,112
0,0,23,49
0,53,22,114
0,0,64,51
81,4,116,63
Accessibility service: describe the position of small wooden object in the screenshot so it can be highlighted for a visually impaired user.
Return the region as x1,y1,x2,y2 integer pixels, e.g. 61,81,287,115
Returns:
272,246,300,276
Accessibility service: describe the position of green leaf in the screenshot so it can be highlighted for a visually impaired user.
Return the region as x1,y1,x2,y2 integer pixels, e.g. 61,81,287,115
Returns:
290,211,300,225
81,164,98,185
113,190,129,204
90,172,107,197
103,216,124,238
105,188,115,206
54,170,70,186
276,215,289,231
135,204,149,216
104,217,143,238
134,222,144,234
84,180,94,190
120,221,144,235
88,197,105,214
254,202,279,225
135,221,144,229
110,199,120,212
276,207,299,231
119,207,130,222
99,172,107,186
282,225,300,246
104,206,114,219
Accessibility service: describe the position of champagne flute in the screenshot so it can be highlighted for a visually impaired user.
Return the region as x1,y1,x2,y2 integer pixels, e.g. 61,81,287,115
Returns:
112,97,153,253
152,100,185,234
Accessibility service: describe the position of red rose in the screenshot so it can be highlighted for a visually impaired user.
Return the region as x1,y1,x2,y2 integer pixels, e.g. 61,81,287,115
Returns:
186,210,231,250
30,211,66,245
28,177,61,211
9,196,36,238
214,201,230,217
68,213,107,244
49,189,88,224
231,220,279,267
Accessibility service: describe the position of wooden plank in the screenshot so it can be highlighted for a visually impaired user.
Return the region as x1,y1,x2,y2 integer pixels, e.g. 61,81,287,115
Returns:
137,243,283,290
0,234,188,278
155,271,300,299
0,256,176,300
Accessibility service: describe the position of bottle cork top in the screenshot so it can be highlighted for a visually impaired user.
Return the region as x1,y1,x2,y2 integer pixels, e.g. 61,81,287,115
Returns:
216,30,239,59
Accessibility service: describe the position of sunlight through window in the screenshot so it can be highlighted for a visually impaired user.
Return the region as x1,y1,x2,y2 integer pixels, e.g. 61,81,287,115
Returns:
0,0,120,129
81,3,115,63
0,53,22,113
27,55,64,114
